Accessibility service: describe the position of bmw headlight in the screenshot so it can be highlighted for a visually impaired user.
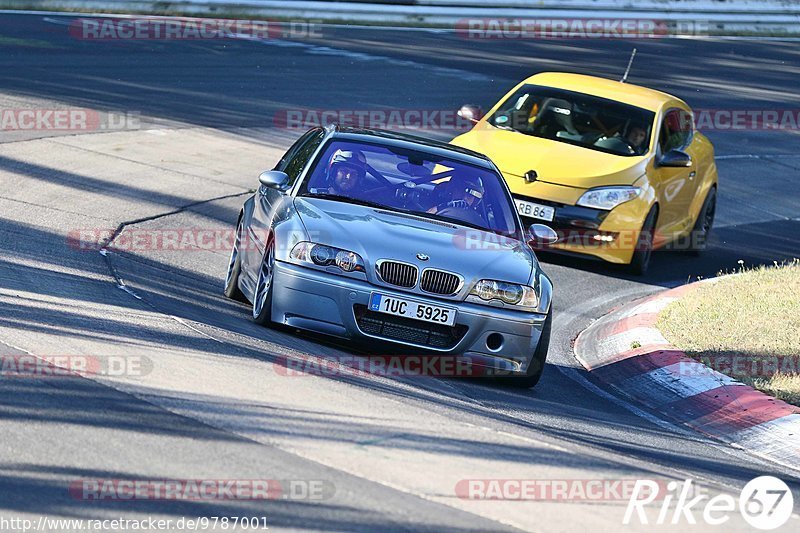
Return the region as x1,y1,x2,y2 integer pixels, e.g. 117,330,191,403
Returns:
576,186,640,211
469,279,538,309
290,242,365,273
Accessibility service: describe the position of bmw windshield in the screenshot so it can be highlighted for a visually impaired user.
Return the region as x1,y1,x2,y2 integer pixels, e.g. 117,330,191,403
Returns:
489,84,656,156
300,139,521,236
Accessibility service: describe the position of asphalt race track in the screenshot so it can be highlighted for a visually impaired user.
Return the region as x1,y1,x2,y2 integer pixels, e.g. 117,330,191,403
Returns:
0,12,799,531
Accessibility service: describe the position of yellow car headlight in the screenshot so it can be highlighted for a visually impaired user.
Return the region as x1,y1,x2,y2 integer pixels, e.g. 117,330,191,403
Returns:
577,186,640,210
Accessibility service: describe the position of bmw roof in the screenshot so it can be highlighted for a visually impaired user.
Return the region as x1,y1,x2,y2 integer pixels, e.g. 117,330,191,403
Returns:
328,124,496,169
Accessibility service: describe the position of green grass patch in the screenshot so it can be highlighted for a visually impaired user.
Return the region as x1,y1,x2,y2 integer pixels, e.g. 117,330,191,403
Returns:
657,260,800,406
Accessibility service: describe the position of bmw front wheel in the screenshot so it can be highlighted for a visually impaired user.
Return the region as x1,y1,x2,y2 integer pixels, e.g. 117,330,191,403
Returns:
252,239,276,325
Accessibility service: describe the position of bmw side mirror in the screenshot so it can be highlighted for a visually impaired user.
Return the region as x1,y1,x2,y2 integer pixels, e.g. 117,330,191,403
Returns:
457,104,483,123
527,224,558,245
658,149,692,168
258,170,290,191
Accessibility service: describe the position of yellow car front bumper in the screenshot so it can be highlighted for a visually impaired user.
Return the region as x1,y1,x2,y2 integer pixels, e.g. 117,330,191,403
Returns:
513,180,657,265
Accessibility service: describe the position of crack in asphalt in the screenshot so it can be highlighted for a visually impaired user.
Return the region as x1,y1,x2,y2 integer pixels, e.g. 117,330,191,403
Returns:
97,190,252,296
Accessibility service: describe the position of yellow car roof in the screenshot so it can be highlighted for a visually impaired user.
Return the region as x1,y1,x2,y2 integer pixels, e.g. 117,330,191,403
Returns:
521,72,685,112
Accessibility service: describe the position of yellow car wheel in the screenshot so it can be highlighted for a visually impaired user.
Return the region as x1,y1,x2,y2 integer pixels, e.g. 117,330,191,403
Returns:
628,206,658,275
687,187,717,256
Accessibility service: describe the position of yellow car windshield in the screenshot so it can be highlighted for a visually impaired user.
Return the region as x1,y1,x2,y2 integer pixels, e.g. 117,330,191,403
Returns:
489,84,656,156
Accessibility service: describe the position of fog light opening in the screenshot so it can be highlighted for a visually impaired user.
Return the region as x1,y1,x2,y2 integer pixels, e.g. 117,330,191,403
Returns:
486,333,504,352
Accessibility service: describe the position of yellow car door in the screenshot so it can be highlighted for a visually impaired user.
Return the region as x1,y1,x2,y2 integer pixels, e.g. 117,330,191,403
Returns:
651,108,699,245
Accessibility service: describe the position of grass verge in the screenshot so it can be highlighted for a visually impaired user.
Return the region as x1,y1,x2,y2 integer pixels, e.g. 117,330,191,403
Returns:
657,260,800,406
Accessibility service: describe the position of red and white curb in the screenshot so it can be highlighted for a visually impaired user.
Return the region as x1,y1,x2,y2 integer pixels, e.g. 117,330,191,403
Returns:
574,281,800,473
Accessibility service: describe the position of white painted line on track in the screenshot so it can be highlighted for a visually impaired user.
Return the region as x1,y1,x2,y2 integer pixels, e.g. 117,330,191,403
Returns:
245,36,494,82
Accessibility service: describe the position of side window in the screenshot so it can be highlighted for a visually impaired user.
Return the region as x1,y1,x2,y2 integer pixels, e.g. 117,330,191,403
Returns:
275,128,325,186
274,131,309,171
659,109,692,153
678,109,694,147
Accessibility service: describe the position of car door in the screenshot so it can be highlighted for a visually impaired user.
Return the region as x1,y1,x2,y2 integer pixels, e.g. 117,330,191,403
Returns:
651,108,698,242
245,128,326,273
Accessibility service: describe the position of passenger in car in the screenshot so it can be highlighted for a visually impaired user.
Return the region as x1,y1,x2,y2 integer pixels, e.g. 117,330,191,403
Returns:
428,176,487,227
626,125,648,154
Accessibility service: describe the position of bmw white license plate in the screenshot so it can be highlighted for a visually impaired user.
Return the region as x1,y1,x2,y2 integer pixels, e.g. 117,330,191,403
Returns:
369,293,457,326
516,199,555,222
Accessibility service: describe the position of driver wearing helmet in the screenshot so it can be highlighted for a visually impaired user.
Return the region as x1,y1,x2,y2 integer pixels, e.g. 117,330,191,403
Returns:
429,175,485,217
326,149,367,196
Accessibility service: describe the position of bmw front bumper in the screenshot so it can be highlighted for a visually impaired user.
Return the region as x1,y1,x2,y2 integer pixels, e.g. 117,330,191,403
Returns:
271,261,548,374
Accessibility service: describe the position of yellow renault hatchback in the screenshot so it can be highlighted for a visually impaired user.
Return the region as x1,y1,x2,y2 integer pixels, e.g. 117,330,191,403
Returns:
452,72,718,274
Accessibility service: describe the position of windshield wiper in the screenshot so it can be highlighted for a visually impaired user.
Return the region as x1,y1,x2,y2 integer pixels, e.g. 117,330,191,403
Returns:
302,193,388,211
420,211,492,233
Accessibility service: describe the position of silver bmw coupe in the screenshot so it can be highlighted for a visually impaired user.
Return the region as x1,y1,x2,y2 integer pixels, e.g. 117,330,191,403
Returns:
225,125,556,387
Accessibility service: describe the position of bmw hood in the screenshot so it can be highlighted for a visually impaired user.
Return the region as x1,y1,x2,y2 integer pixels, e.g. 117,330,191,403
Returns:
293,197,537,288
